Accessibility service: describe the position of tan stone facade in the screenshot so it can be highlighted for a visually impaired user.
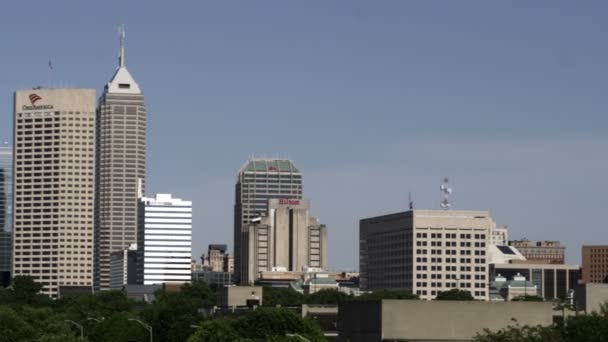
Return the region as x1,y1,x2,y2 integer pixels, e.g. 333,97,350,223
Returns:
242,199,327,285
12,88,96,297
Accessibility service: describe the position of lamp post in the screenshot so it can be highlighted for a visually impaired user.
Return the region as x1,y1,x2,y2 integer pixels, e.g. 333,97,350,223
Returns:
86,317,104,323
128,318,153,342
286,333,311,342
64,320,84,339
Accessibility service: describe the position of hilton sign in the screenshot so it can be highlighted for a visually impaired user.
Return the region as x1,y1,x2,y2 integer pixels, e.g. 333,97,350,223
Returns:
279,199,300,205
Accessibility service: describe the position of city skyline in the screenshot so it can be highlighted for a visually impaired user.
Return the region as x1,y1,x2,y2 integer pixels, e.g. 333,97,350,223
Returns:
0,1,607,269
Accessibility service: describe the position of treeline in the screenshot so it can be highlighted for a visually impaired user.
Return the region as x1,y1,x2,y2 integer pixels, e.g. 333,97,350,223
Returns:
0,276,419,342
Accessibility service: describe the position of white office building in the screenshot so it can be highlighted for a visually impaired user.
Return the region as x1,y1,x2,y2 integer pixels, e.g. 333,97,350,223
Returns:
138,194,192,285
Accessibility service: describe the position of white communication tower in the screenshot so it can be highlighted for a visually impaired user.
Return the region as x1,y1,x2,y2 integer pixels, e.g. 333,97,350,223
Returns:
439,177,452,210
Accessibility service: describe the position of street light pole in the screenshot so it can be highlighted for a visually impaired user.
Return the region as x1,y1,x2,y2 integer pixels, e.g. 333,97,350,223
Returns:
286,333,311,342
64,320,84,339
128,318,153,342
86,317,105,323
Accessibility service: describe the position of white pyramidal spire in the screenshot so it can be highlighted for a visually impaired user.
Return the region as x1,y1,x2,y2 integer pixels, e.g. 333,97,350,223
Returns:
106,25,141,94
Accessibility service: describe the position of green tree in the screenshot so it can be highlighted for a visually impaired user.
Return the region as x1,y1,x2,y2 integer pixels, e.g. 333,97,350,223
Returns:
305,289,352,305
239,307,325,341
263,287,304,307
357,289,418,301
474,324,563,342
0,306,36,342
435,289,474,301
187,319,242,342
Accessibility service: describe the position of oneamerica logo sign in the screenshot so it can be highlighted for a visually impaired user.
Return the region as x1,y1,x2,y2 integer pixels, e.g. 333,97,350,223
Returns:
22,94,54,111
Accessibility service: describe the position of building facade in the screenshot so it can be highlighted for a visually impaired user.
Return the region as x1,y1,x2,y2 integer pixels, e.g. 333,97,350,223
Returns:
0,145,12,286
490,263,579,300
12,88,96,297
95,29,147,291
360,210,495,300
509,239,565,264
491,226,508,246
234,159,303,284
242,199,327,285
138,194,191,285
582,245,608,283
202,244,233,272
109,243,138,289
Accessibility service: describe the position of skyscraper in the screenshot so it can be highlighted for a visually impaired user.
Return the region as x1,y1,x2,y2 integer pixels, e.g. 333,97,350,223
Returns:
0,144,11,286
138,194,192,285
12,88,96,297
234,159,303,284
95,27,146,290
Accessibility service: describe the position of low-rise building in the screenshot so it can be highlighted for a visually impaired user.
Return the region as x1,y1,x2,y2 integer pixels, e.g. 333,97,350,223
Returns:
575,283,608,313
490,273,538,301
217,286,263,307
509,239,565,264
490,263,579,300
338,300,552,342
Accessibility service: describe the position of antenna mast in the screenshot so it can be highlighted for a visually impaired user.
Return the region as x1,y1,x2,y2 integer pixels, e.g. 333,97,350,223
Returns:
439,177,452,210
118,25,126,67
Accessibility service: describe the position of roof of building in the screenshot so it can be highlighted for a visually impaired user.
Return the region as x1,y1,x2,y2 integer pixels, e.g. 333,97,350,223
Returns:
304,277,338,286
238,159,300,174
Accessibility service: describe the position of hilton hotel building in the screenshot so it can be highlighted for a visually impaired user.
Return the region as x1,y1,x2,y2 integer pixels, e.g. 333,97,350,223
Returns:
242,198,327,285
12,88,96,297
360,210,495,301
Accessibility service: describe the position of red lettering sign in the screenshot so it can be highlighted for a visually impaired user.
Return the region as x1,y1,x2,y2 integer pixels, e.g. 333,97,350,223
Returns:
279,199,300,205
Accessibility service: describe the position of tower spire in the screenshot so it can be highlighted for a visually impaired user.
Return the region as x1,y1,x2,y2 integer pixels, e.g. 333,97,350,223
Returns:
118,25,125,68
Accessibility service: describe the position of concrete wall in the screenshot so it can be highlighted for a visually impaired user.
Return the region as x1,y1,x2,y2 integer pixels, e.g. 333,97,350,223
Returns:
339,300,552,342
576,283,608,313
218,286,263,307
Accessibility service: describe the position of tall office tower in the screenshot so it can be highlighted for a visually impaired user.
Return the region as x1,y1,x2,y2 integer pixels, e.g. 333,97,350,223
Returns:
360,210,495,301
95,27,146,290
0,144,12,287
509,239,565,264
13,88,96,297
582,245,608,283
234,159,303,284
242,199,327,285
138,194,192,285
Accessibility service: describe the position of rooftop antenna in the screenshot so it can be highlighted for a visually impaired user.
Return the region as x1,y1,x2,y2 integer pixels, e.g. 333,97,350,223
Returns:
118,25,126,68
439,177,452,210
408,191,414,210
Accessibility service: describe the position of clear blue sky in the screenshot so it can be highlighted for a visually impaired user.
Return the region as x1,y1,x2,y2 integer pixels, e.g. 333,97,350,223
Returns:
1,1,607,269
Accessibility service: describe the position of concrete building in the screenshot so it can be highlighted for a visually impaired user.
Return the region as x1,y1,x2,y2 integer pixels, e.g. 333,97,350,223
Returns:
582,245,608,283
12,88,96,297
490,263,580,300
109,243,138,289
217,286,263,307
0,144,12,287
575,283,608,313
490,273,539,301
509,239,565,264
491,226,508,246
242,198,327,285
95,28,147,291
234,158,303,284
338,300,553,342
138,194,192,285
202,244,233,272
360,210,494,300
